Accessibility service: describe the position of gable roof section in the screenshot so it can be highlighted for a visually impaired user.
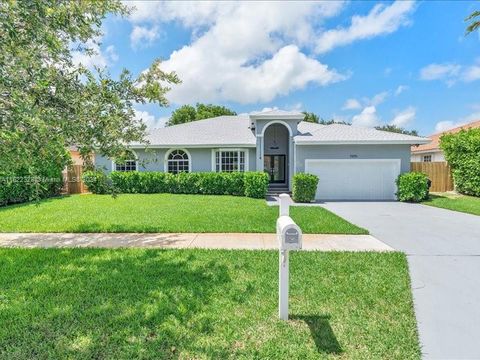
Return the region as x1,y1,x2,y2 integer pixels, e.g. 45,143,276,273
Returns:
411,120,480,153
295,122,430,145
130,115,256,148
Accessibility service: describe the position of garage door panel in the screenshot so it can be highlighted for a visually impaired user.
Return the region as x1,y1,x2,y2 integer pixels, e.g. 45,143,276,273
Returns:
305,159,400,201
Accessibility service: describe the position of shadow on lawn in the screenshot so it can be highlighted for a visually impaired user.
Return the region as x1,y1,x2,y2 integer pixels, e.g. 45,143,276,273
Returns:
0,249,232,358
291,314,343,355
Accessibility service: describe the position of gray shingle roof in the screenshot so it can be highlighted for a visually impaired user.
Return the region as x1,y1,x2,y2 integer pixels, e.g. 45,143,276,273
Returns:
295,122,430,145
131,115,256,147
131,115,429,147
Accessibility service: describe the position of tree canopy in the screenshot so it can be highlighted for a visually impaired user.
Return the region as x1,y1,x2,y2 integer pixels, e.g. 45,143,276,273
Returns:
466,10,480,35
167,103,236,126
374,125,419,136
0,0,179,204
302,111,350,125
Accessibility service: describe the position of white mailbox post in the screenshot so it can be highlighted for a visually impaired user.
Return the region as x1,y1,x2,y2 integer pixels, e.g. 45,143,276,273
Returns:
277,194,302,320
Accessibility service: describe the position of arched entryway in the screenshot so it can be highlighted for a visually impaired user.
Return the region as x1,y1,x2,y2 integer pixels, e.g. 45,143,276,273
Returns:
263,123,290,186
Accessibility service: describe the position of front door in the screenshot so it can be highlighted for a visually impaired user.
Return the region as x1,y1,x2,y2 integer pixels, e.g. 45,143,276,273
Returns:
264,155,286,183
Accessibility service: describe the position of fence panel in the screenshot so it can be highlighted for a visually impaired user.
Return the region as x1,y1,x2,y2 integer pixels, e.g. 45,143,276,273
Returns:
66,165,87,194
410,162,454,192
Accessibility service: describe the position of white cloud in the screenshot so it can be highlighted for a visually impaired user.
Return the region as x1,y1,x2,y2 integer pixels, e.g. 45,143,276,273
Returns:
151,2,348,104
434,112,480,133
420,61,480,85
420,63,461,81
352,106,381,127
342,98,362,110
130,25,161,49
315,1,415,53
71,37,118,69
395,85,408,95
390,106,415,127
134,109,169,129
462,64,480,82
128,1,413,105
369,91,389,106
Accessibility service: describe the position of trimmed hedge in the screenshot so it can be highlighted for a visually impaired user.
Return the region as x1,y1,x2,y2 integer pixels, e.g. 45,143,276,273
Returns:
292,173,319,203
440,128,480,196
82,171,111,194
396,172,429,202
85,170,269,198
244,172,269,199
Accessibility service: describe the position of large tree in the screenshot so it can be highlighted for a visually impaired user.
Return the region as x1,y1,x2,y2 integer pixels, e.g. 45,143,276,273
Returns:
167,103,236,126
466,10,480,35
0,0,179,203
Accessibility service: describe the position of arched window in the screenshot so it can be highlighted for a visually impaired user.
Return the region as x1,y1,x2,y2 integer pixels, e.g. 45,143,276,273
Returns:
114,151,137,172
167,149,190,174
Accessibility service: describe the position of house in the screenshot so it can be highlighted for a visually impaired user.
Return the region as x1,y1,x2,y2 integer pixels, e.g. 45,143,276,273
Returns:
95,110,429,200
411,120,480,162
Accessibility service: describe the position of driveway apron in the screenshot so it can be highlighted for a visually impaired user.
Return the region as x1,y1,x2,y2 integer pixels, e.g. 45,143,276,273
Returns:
321,201,480,360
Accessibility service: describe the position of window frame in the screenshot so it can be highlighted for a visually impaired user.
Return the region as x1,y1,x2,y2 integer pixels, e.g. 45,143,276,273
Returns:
112,150,138,172
164,148,191,174
211,148,249,173
423,155,432,163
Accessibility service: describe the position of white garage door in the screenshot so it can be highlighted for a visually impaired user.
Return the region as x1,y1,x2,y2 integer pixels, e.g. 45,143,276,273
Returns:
305,159,401,200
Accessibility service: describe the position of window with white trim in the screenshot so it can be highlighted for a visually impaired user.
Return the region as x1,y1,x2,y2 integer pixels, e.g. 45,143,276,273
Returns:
167,149,190,174
114,152,137,172
215,150,246,172
423,155,432,162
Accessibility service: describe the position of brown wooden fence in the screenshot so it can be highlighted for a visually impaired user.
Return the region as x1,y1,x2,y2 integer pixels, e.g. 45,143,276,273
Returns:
411,162,454,192
65,165,88,194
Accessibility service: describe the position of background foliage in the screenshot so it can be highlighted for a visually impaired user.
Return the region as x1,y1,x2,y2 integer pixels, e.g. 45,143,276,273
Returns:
167,103,237,126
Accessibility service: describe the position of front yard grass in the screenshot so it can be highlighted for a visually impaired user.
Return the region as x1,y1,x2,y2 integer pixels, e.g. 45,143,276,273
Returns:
0,194,367,234
0,249,419,359
423,193,480,216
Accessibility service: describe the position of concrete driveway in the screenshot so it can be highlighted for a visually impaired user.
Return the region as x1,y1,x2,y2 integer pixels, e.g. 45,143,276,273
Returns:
321,201,480,360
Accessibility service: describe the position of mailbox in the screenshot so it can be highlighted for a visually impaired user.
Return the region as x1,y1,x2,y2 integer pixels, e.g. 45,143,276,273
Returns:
276,215,302,250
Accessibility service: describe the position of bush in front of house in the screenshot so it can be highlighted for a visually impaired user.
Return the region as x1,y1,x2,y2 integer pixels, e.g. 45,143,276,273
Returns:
440,128,480,196
292,173,319,203
244,172,269,198
0,167,63,206
396,172,429,202
82,170,110,194
88,171,268,198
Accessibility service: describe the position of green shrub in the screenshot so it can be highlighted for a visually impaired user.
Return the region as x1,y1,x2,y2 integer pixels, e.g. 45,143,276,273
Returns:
0,166,63,206
440,128,480,196
82,170,110,194
396,172,429,202
244,172,269,198
93,171,266,197
292,173,319,202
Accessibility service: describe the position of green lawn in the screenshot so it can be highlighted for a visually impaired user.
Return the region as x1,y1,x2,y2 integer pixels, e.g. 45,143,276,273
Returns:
423,193,480,216
0,194,367,234
0,249,419,359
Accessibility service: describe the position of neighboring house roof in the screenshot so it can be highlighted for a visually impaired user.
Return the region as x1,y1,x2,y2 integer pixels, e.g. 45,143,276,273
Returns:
132,113,430,147
411,120,480,153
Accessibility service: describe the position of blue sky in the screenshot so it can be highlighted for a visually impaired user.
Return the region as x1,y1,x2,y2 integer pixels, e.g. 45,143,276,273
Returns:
75,1,480,135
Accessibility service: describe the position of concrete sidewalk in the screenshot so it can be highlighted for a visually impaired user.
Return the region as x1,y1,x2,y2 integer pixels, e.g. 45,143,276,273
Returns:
0,233,393,251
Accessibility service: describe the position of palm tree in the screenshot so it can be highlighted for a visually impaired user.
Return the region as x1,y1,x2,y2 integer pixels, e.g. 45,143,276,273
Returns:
466,10,480,35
